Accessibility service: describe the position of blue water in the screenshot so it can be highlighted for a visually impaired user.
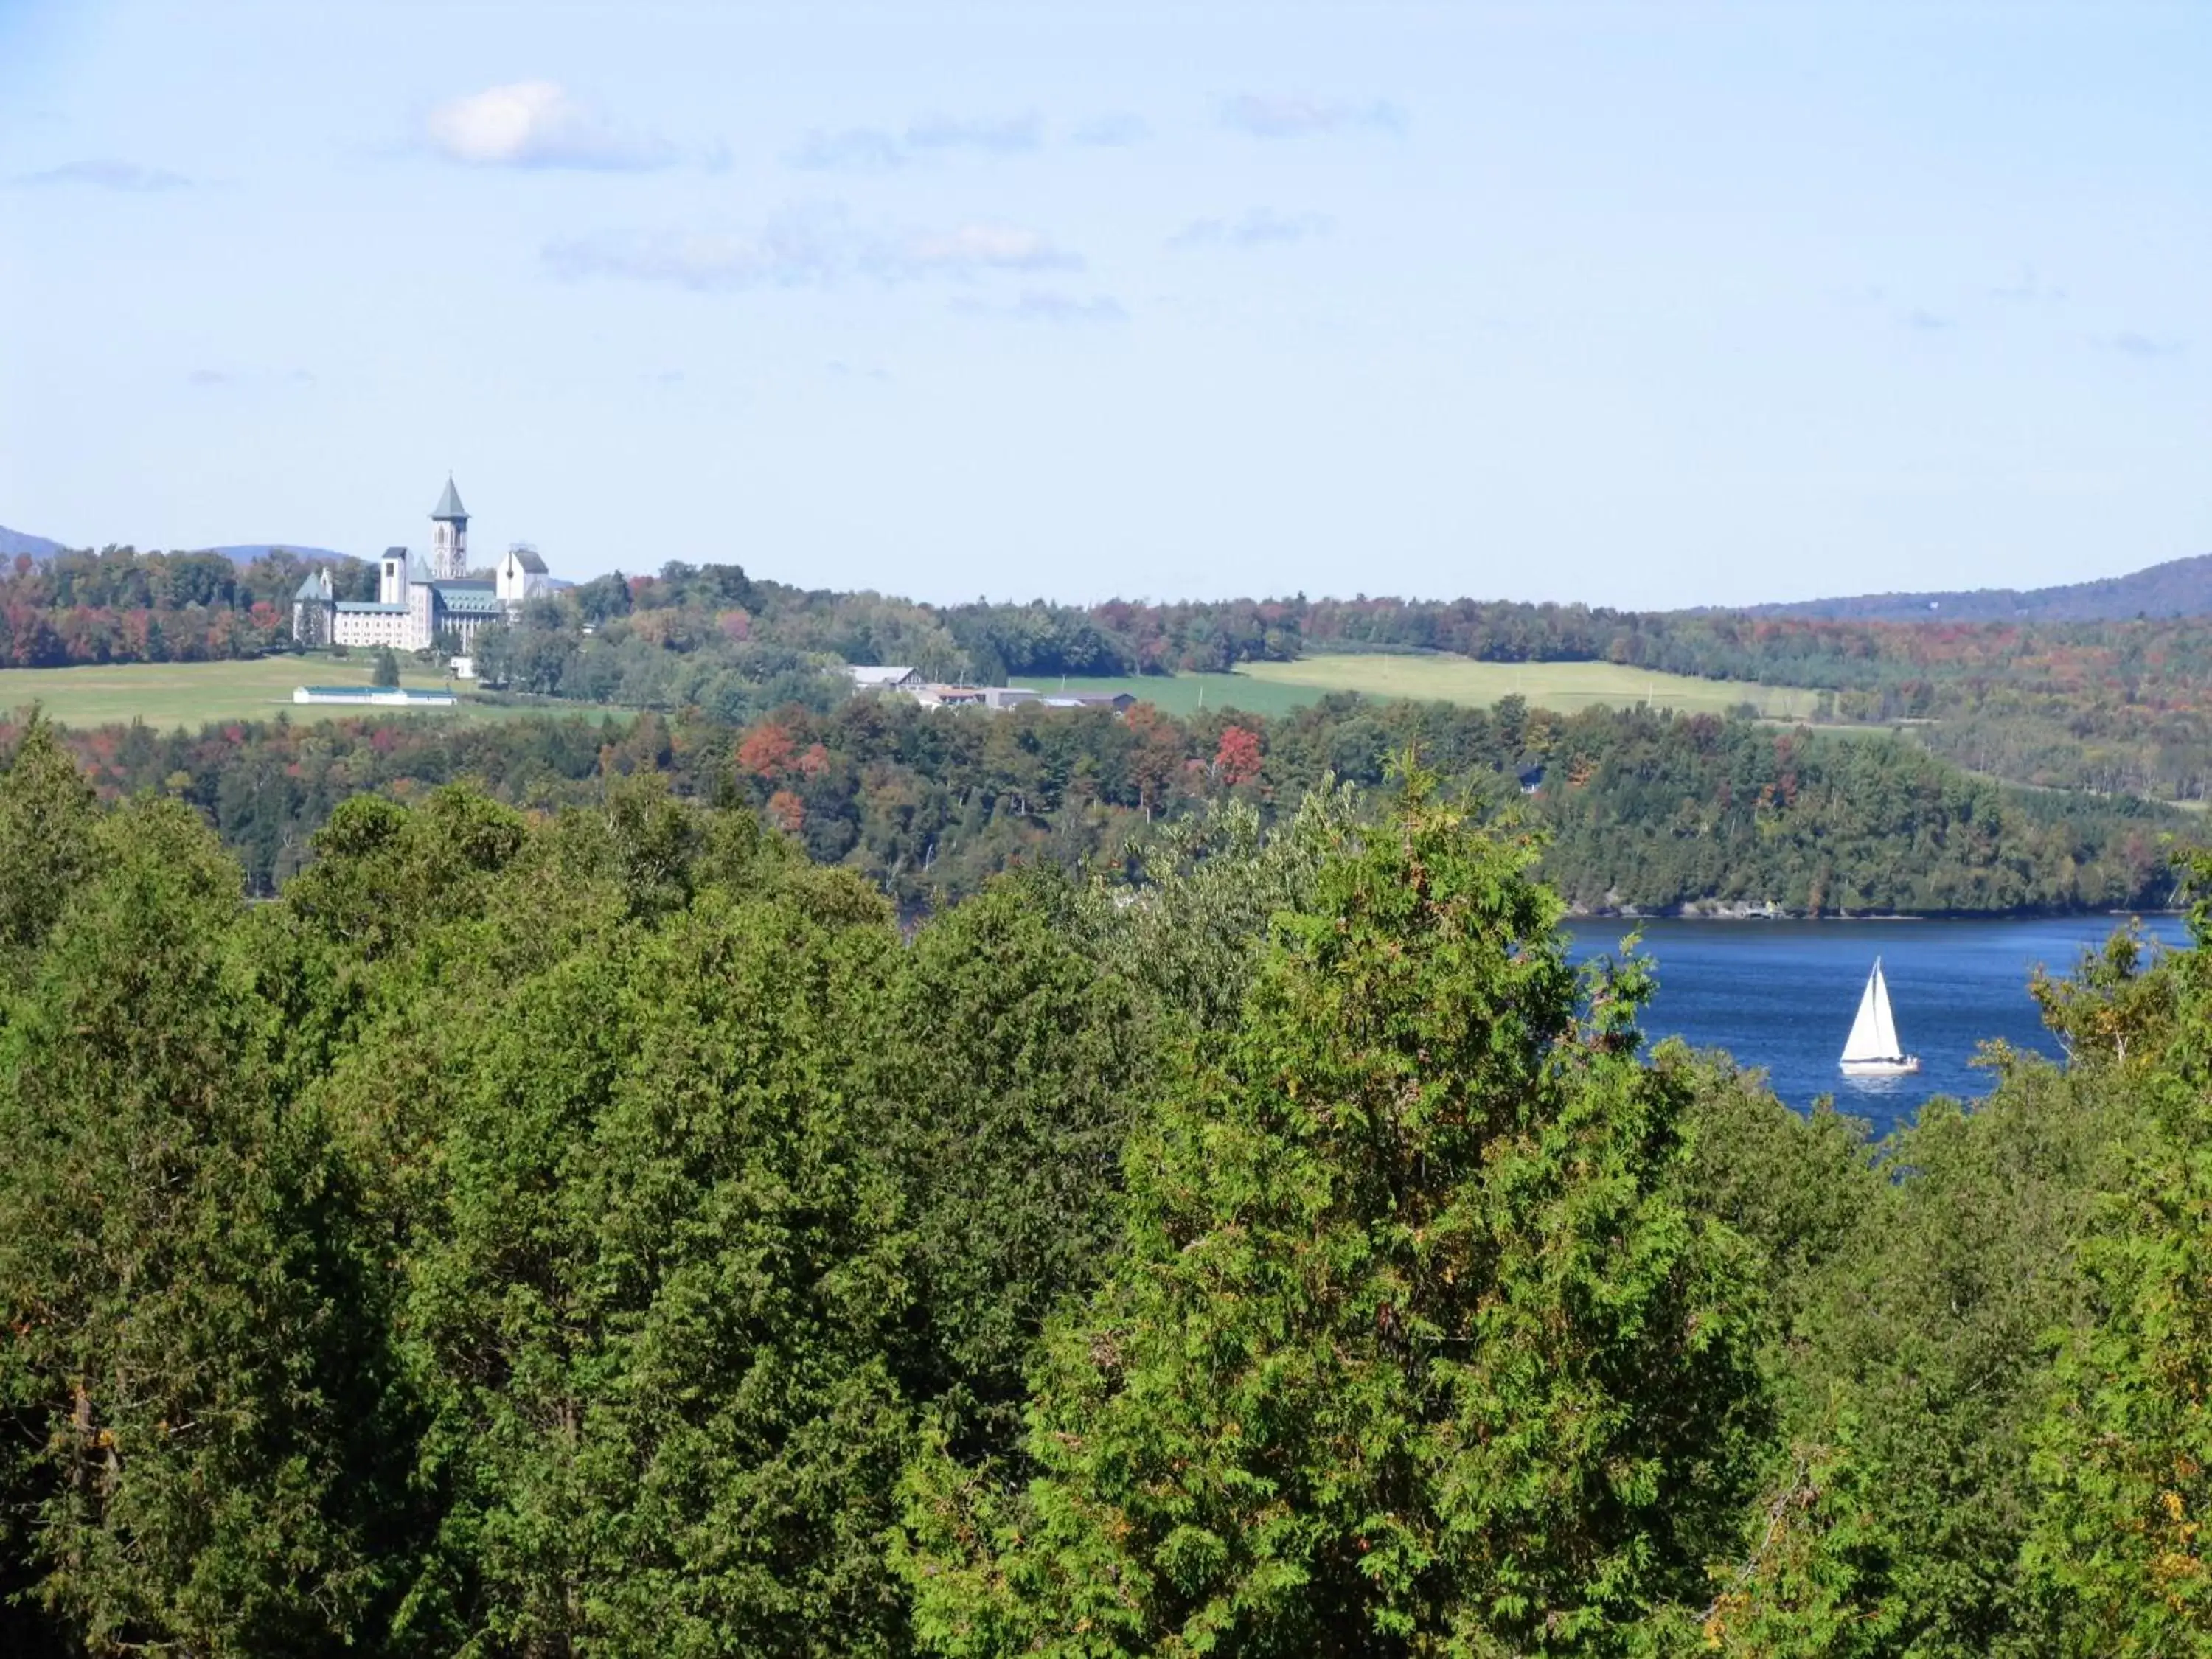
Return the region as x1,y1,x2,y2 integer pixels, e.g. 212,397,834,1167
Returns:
1563,915,2193,1140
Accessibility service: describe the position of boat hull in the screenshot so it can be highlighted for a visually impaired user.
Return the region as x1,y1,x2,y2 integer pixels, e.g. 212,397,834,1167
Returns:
1840,1057,1921,1077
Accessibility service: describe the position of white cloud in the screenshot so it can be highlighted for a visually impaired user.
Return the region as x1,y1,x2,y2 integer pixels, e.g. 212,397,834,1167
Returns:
900,223,1077,274
953,290,1128,326
14,159,192,191
1072,113,1150,148
546,206,849,290
787,127,905,172
786,111,1049,171
1170,208,1332,250
904,111,1042,154
425,81,673,170
1222,94,1405,139
2101,330,2185,360
544,207,1080,291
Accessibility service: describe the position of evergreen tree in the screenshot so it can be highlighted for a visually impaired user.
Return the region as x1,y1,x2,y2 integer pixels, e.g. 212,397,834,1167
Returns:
897,778,1767,1656
394,871,917,1655
372,646,402,687
872,869,1152,1461
0,709,104,992
0,799,414,1655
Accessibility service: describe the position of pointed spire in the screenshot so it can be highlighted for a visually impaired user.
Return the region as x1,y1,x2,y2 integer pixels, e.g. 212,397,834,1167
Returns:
431,476,468,521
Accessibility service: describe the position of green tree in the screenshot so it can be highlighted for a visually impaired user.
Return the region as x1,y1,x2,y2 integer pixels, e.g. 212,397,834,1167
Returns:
0,709,104,993
870,870,1152,1461
2023,863,2212,1652
0,799,414,1655
372,645,402,687
392,872,917,1655
897,779,1767,1656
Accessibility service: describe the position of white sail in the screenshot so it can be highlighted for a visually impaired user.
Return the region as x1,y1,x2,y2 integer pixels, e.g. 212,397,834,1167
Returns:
1840,959,1903,1064
1871,962,1902,1057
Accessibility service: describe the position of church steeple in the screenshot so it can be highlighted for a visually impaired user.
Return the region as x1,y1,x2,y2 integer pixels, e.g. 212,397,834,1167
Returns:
428,476,469,578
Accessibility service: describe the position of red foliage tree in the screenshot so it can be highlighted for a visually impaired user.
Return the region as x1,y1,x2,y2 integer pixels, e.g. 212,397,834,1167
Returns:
1214,725,1263,786
737,721,796,779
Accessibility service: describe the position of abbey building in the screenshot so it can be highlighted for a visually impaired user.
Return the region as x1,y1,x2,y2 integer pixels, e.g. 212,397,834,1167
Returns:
292,478,554,652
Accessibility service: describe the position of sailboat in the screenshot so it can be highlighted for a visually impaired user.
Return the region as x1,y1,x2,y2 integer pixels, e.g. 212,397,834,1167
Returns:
1840,957,1920,1077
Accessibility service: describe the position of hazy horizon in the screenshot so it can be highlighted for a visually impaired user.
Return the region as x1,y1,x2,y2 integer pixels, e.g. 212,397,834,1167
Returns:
3,1,2205,608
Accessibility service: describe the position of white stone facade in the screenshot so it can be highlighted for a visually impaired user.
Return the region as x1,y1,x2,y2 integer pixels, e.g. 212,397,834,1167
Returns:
294,479,526,653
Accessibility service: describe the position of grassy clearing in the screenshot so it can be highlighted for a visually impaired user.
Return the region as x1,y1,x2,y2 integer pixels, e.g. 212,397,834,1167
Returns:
0,656,536,731
1052,655,1821,720
1019,672,1323,718
1238,655,1823,717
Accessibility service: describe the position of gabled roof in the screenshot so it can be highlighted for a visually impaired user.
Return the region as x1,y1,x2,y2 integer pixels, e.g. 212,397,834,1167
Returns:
505,545,549,574
408,553,434,582
434,588,504,614
431,476,468,521
293,568,333,600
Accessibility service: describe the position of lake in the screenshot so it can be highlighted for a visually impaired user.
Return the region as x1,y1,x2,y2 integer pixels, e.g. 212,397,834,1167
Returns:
1562,914,2194,1139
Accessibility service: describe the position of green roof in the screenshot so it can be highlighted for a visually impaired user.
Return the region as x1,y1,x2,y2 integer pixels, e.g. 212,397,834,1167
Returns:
431,476,467,521
293,569,332,600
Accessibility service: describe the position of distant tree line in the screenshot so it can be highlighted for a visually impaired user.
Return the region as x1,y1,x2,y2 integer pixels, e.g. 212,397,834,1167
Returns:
15,692,2188,914
18,549,2212,801
0,546,372,666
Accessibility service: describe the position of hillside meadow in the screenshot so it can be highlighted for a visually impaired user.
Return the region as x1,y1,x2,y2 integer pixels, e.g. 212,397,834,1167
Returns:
0,656,524,728
1051,653,1822,719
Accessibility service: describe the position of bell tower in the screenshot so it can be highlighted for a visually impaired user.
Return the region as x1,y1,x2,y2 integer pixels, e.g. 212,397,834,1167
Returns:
429,476,469,579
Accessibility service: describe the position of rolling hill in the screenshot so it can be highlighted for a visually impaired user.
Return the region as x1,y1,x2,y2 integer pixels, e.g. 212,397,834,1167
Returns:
0,525,65,560
1745,552,2212,622
0,526,353,564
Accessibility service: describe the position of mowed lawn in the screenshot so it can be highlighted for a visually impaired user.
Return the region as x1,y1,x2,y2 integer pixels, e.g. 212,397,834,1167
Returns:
1054,654,1822,720
0,657,520,730
1239,655,1822,717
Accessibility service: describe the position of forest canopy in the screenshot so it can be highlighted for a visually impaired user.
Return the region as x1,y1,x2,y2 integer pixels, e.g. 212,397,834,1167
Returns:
8,714,2212,1654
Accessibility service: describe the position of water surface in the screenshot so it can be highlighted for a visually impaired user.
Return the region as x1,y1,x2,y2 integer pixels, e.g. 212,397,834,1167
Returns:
1563,915,2191,1140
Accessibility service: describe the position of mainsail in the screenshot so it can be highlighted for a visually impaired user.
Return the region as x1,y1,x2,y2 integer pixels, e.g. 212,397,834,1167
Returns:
1840,959,1904,1064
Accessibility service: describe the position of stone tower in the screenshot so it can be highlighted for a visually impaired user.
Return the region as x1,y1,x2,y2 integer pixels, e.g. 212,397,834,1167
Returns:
429,476,469,580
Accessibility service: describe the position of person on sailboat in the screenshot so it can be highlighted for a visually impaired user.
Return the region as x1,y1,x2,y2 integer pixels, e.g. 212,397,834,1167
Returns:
1840,957,1920,1077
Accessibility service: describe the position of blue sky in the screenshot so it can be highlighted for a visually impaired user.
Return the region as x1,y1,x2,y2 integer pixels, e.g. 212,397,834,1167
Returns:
1,1,2205,607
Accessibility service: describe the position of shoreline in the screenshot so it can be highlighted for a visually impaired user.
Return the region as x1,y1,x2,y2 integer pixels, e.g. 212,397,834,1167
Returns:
1562,905,2184,922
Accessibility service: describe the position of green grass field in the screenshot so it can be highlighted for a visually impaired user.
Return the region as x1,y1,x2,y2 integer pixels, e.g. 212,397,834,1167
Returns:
1049,654,1821,720
1018,672,1324,718
0,656,524,731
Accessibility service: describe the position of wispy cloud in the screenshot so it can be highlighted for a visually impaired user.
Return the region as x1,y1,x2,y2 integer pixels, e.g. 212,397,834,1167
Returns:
425,81,675,170
787,127,905,172
546,207,849,291
14,159,192,191
2100,330,2185,360
186,366,316,390
1900,308,1954,333
544,206,1080,292
905,111,1041,155
1990,266,2065,303
787,111,1044,171
952,289,1128,327
902,222,1076,274
1222,94,1404,139
1072,112,1149,148
1170,208,1332,250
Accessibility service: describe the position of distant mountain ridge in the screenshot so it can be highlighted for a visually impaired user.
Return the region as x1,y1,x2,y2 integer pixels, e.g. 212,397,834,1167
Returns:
0,525,65,560
1745,552,2212,623
0,526,355,565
